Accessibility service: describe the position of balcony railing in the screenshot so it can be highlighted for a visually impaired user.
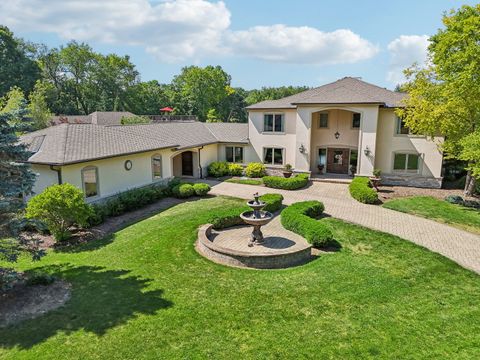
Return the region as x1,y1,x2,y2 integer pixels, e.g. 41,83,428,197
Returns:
148,115,198,122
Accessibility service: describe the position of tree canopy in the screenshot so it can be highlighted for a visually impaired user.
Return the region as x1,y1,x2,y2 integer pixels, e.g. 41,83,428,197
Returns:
398,4,480,194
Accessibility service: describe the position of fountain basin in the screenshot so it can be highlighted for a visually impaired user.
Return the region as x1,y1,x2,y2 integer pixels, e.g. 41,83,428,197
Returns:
240,211,273,226
246,200,267,211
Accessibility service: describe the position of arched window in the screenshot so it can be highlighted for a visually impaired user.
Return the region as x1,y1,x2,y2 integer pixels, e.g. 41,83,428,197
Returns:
81,166,99,198
152,154,162,180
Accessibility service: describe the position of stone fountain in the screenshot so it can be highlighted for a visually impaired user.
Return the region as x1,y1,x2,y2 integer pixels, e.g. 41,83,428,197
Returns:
240,193,273,247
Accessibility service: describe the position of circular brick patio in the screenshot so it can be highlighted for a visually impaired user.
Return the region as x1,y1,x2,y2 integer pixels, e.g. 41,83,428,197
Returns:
196,217,313,269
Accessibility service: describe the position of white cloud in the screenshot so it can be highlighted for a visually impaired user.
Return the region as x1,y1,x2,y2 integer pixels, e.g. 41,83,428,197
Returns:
0,0,378,65
0,0,231,62
387,35,430,84
227,25,378,64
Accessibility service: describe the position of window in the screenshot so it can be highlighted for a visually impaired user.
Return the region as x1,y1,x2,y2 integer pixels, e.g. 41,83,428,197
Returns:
319,113,329,128
352,113,361,128
350,150,358,168
263,114,284,132
226,146,244,163
81,166,98,198
318,148,327,166
396,117,410,135
264,147,284,166
393,153,420,172
152,154,162,180
333,150,343,165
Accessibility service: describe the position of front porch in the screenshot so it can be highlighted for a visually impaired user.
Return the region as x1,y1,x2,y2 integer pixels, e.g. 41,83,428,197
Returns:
310,173,353,184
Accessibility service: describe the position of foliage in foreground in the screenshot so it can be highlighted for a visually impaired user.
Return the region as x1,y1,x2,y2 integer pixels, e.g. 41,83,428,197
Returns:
26,184,93,241
1,196,480,359
397,4,480,194
383,196,480,234
263,173,309,190
281,200,334,248
349,177,378,204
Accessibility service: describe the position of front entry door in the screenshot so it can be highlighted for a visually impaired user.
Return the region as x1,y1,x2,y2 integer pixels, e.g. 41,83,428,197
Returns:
327,148,349,174
181,151,194,176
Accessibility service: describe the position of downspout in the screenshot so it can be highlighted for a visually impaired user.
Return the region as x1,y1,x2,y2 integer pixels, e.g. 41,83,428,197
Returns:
198,146,204,178
50,165,62,184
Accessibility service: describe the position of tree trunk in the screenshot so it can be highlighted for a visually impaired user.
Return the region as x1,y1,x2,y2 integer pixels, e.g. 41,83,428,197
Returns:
464,170,477,196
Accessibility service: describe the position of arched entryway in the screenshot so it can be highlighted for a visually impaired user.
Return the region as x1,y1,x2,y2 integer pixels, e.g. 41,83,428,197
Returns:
310,108,361,175
171,150,199,178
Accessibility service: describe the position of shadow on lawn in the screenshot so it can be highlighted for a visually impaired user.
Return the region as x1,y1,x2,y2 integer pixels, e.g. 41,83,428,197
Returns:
0,264,173,349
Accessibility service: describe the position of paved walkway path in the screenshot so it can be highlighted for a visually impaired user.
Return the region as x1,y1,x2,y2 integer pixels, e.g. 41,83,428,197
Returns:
206,180,480,274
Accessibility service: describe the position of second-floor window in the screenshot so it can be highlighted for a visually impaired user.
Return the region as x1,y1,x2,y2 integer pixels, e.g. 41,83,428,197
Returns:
319,113,329,128
264,114,284,132
396,117,410,135
352,113,361,128
226,146,244,163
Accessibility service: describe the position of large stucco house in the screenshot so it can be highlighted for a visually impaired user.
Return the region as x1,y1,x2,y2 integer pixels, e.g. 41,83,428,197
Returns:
21,77,444,202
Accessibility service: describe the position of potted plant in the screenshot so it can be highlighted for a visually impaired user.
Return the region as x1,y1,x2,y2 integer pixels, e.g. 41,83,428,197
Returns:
283,164,293,178
370,168,382,190
317,164,325,174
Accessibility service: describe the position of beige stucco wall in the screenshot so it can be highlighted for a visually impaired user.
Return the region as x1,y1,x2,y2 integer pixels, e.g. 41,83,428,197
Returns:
375,109,444,178
216,143,259,164
31,164,59,196
309,109,360,171
248,110,297,167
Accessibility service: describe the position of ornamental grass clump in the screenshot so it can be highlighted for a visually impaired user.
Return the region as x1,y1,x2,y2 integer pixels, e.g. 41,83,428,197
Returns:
26,183,93,241
349,177,378,204
280,200,334,248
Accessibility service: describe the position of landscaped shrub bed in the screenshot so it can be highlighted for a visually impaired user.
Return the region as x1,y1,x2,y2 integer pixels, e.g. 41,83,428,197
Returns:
193,183,211,196
280,200,334,248
228,163,243,176
208,193,284,229
172,184,195,198
208,161,230,178
263,173,309,190
349,177,378,204
245,162,266,178
88,184,168,225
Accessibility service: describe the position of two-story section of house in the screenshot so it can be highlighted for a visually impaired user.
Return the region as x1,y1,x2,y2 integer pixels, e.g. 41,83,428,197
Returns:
247,77,444,188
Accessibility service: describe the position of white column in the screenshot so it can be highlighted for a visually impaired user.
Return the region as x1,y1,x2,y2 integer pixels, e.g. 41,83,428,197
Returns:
295,107,312,172
357,106,379,176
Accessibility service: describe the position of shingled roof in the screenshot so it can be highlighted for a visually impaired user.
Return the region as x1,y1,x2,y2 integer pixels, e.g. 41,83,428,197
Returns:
246,77,406,110
21,121,248,165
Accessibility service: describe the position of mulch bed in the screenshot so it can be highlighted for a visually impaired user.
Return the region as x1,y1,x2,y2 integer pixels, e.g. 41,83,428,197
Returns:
377,185,473,202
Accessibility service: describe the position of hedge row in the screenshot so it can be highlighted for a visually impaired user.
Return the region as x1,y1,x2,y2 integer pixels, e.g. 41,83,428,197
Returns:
349,177,378,204
208,161,243,178
280,200,334,248
171,182,211,198
208,193,283,229
263,173,309,190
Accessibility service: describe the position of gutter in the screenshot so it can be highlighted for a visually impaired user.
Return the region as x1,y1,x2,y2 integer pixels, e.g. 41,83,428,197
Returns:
198,146,204,178
49,165,62,184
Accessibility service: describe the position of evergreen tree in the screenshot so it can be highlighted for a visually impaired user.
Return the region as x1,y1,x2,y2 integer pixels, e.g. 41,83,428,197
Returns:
0,102,43,266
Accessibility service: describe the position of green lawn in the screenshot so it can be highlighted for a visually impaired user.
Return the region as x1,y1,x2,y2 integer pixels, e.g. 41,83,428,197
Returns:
383,196,480,234
1,196,480,359
225,178,263,185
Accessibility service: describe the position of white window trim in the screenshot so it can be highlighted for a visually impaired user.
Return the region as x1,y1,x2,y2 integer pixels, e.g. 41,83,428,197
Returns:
81,166,100,199
392,152,422,174
263,147,285,167
151,154,163,181
225,146,244,164
263,113,285,133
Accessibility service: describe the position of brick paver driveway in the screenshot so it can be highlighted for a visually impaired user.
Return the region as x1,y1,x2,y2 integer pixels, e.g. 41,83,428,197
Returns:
206,180,480,274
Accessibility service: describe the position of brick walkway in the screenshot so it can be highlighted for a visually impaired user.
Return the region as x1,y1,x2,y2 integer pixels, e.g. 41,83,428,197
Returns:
206,180,480,274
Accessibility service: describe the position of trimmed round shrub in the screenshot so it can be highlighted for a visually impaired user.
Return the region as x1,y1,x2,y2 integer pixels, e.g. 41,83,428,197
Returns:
263,173,309,190
228,163,243,176
245,162,266,178
25,183,93,241
172,184,195,198
348,177,378,204
280,200,334,248
193,183,211,196
208,161,229,178
259,193,284,213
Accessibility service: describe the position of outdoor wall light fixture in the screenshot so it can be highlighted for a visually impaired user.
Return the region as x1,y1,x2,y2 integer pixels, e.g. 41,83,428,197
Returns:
299,144,306,154
334,131,340,139
364,146,371,156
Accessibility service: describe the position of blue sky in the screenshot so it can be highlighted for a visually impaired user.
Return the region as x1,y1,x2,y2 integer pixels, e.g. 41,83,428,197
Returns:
1,0,476,90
